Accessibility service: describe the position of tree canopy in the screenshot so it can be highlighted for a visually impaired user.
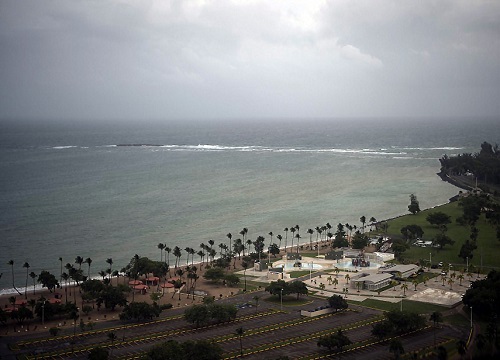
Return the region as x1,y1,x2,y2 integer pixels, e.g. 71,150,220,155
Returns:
146,339,223,360
327,295,348,312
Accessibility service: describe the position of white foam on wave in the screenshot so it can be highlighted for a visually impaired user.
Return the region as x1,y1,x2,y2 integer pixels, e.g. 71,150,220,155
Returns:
52,146,78,150
108,144,414,156
399,146,463,151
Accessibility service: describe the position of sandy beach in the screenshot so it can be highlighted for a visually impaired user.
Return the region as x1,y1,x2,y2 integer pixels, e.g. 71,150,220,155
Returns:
0,257,247,336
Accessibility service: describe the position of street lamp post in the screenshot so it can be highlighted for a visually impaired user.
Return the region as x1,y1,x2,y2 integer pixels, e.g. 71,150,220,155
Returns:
41,300,46,327
470,306,473,328
280,289,283,311
429,252,432,270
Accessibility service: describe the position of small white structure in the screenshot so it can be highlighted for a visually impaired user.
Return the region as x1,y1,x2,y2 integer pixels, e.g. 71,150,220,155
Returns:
351,273,393,291
379,264,419,278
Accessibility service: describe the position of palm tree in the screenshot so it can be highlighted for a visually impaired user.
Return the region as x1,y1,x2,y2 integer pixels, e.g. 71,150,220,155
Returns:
360,216,366,233
61,272,69,303
283,227,289,253
23,262,30,299
108,332,117,357
188,247,196,266
412,279,419,291
106,258,113,281
307,228,314,250
226,233,232,258
186,247,193,265
458,273,465,286
369,217,377,233
158,243,165,262
268,231,273,248
165,246,171,268
401,283,408,296
290,226,296,250
59,257,63,284
236,327,244,356
173,246,182,268
448,277,454,290
8,260,22,295
276,234,283,252
295,233,301,253
242,261,249,292
423,275,429,286
85,257,92,279
345,273,350,284
430,311,443,347
391,280,398,291
75,256,84,270
239,228,248,253
29,271,36,295
319,283,326,294
332,278,339,289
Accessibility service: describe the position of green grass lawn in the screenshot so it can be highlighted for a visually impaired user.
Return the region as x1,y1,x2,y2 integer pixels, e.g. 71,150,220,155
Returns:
349,298,449,313
384,202,500,270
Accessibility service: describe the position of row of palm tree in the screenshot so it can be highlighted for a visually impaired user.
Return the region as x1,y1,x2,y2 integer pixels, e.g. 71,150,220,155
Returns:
5,215,380,299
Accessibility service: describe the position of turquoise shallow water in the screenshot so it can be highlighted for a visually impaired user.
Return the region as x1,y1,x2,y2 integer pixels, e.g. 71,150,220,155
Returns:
0,117,498,293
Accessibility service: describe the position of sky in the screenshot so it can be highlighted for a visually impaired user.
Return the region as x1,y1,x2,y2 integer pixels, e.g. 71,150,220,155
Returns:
1,0,499,121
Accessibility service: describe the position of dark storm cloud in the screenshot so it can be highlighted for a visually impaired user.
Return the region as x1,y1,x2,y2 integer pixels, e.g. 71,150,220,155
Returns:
0,0,499,120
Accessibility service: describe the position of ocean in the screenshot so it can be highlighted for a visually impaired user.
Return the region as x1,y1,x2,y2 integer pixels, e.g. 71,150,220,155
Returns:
1,117,498,294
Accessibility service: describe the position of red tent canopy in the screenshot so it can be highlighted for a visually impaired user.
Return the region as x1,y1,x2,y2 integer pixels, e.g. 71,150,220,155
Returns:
128,280,143,285
161,282,174,288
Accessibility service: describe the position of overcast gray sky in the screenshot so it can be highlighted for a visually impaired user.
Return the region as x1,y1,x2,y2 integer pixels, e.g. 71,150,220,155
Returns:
1,0,499,121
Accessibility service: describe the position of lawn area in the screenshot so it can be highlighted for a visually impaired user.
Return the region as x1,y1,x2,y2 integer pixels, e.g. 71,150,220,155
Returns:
349,298,449,313
384,201,500,270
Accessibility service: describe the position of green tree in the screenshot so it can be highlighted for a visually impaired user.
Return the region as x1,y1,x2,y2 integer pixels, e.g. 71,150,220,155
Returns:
88,346,109,360
408,194,421,214
400,224,424,242
107,332,117,357
328,294,348,312
351,231,369,249
203,267,225,283
289,281,308,299
426,212,452,227
120,301,160,321
317,329,352,354
433,233,455,250
184,304,211,327
97,285,128,311
23,262,30,299
360,215,366,233
372,320,394,339
236,327,244,356
37,270,60,292
8,260,22,295
389,339,405,359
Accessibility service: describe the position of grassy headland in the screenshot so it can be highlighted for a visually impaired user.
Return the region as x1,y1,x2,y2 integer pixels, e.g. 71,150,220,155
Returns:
383,201,499,270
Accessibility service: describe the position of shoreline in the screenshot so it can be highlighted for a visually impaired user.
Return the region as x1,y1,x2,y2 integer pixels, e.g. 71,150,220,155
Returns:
0,193,461,297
